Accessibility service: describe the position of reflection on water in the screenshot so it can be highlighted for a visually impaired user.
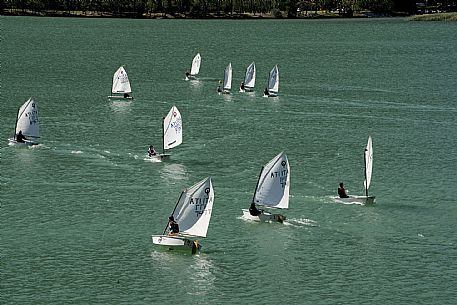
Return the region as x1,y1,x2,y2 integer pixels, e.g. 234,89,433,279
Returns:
160,162,188,182
185,255,215,296
110,100,132,113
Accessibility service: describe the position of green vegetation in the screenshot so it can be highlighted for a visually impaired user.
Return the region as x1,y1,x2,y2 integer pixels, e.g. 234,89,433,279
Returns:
409,12,457,21
1,0,455,18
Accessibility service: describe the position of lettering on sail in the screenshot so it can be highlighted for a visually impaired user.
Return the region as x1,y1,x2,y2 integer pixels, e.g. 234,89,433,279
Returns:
26,103,38,125
189,187,212,217
270,160,288,188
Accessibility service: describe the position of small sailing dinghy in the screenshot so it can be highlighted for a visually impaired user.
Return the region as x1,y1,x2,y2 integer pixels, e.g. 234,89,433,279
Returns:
263,65,279,97
335,136,375,205
242,151,290,223
152,177,215,254
219,63,232,94
240,62,256,92
108,66,133,99
8,97,40,146
149,106,182,160
185,53,201,80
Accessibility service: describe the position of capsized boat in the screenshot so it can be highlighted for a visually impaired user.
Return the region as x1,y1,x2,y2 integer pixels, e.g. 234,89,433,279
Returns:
263,65,279,97
152,177,215,254
149,106,182,160
242,151,290,223
240,62,256,92
335,136,375,204
186,53,201,80
108,66,133,99
8,97,40,146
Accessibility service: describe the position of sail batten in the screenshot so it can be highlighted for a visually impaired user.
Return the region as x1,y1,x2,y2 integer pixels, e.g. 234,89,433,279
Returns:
253,151,290,209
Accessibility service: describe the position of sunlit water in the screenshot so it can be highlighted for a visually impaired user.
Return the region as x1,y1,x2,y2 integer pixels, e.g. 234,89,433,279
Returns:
2,16,457,304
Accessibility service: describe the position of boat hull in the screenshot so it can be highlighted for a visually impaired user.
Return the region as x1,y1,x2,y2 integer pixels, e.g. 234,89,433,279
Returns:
148,153,170,161
8,138,37,146
241,209,286,223
335,196,376,205
108,95,133,100
152,235,200,254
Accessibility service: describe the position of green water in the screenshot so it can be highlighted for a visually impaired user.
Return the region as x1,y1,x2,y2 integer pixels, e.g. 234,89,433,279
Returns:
1,16,457,304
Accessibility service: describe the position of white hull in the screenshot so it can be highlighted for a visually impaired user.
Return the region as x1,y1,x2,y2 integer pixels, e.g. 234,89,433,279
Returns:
335,196,376,205
8,138,37,146
186,75,197,81
264,92,277,97
241,209,286,223
108,95,133,100
148,153,170,161
152,235,200,254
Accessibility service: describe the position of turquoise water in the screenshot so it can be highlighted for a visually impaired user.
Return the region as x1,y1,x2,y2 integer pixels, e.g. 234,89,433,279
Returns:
2,17,457,304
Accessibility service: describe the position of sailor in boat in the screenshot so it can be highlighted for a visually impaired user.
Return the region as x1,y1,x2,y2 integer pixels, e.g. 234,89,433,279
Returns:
217,85,222,94
167,216,180,235
240,82,245,91
249,202,263,216
338,182,349,198
264,87,270,96
123,93,130,98
15,130,27,143
185,71,190,79
148,145,157,157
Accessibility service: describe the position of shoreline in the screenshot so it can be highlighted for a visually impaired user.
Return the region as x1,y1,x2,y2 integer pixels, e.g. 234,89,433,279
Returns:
1,9,409,20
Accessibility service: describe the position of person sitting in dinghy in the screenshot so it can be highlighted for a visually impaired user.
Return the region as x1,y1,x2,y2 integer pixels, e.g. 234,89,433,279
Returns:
168,216,179,235
338,182,349,198
217,85,222,93
264,87,270,96
240,82,245,91
15,130,27,143
249,203,262,216
148,145,157,157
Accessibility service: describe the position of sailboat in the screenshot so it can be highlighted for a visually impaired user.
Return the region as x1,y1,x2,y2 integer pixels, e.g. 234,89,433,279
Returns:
219,63,232,94
242,151,290,223
108,66,133,99
150,106,182,160
8,97,40,146
335,136,375,204
240,62,256,92
185,53,201,80
263,65,279,97
152,177,215,254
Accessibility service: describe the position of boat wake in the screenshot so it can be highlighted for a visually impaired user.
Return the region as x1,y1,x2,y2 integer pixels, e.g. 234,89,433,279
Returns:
284,218,318,227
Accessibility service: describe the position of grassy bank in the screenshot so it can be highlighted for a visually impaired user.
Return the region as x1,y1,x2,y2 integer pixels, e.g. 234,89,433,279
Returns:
408,12,457,21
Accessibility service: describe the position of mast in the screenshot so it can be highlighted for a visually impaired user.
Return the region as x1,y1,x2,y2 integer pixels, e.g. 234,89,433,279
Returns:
162,191,185,235
162,116,165,155
364,147,369,197
13,106,20,139
251,166,264,205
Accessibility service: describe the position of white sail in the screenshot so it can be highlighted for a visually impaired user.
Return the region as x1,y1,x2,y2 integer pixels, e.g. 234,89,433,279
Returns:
163,106,183,150
267,65,279,93
172,177,214,238
244,62,256,89
190,53,201,76
15,97,39,140
112,66,132,94
364,136,373,192
223,63,232,91
253,151,290,209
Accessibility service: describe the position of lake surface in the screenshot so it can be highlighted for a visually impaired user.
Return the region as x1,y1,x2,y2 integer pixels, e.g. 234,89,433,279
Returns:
1,16,456,304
